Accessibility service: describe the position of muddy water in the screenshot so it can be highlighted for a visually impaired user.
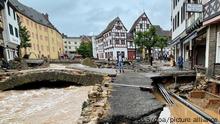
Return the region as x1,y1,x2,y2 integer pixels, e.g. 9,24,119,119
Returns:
154,92,209,124
0,86,92,124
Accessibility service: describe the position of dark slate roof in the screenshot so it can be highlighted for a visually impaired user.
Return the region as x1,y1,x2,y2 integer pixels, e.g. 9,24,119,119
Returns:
129,12,152,33
96,17,127,39
10,0,60,33
154,25,171,38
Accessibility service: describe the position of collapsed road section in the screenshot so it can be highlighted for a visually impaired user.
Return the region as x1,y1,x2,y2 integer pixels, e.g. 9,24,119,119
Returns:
98,72,165,124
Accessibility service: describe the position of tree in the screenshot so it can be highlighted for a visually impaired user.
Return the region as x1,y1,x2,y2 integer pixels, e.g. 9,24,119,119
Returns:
155,36,168,56
135,26,158,62
134,31,145,60
18,22,31,58
77,42,92,58
143,26,158,63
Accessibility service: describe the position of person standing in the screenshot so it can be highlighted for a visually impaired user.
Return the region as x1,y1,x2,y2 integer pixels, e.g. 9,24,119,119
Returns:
150,56,154,66
117,53,124,73
177,56,183,70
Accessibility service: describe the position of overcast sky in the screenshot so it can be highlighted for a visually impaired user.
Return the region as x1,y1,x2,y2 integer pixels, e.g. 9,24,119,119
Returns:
20,0,171,37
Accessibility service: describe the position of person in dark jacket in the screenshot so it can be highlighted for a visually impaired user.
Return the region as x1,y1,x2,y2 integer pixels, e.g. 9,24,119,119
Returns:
150,56,154,66
177,56,183,70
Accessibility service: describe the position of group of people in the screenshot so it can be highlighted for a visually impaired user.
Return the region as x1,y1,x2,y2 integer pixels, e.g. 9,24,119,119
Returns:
115,53,184,73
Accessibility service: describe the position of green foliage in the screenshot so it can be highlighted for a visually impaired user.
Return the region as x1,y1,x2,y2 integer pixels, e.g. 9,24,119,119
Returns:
155,36,168,51
77,42,92,58
18,21,31,56
134,26,158,61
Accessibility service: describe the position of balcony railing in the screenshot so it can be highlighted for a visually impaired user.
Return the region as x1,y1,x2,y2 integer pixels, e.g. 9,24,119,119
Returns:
204,0,220,22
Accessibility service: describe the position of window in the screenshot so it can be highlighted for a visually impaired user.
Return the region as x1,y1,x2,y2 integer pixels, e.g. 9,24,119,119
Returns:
177,12,180,27
9,24,14,35
7,3,10,16
115,39,119,44
26,19,29,26
31,21,33,27
15,27,18,37
39,25,41,30
64,41,67,44
32,32,34,38
69,41,71,44
69,46,71,49
75,42,77,45
140,24,143,29
44,27,48,32
121,40,125,45
36,34,38,40
13,10,16,20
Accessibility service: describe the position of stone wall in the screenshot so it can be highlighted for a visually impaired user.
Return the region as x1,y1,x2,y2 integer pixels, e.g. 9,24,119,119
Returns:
0,69,104,91
77,76,111,124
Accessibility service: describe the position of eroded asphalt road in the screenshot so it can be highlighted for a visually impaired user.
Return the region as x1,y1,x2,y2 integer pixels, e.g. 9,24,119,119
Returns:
100,71,164,124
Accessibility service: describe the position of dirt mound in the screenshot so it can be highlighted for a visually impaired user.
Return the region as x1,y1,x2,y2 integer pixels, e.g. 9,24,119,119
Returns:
82,58,97,68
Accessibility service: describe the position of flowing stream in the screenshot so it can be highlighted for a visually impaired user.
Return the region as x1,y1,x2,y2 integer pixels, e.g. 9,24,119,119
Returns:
0,86,92,124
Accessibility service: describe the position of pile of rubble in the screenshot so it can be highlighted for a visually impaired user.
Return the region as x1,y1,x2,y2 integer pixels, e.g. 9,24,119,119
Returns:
195,75,209,90
77,77,112,124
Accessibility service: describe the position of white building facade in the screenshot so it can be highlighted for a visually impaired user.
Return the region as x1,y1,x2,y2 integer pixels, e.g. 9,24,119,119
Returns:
128,12,152,60
96,17,127,60
2,0,20,61
63,36,81,59
170,0,206,69
171,0,187,61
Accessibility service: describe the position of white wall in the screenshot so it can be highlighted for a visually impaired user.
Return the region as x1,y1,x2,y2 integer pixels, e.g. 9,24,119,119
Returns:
2,1,20,61
92,36,97,58
171,0,186,40
3,1,20,45
63,37,81,59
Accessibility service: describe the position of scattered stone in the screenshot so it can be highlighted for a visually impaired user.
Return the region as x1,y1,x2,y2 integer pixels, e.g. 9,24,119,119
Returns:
78,76,111,124
179,84,194,92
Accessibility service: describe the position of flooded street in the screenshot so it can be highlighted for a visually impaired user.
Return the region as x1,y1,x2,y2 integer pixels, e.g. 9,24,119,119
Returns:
0,86,92,124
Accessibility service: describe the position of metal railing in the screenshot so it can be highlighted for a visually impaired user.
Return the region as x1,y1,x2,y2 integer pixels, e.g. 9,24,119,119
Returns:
204,0,220,21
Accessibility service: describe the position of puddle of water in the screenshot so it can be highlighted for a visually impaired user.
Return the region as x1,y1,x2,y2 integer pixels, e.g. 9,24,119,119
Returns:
0,86,92,124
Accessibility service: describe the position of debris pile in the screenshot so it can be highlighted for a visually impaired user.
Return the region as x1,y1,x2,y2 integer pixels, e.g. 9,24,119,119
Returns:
77,77,111,124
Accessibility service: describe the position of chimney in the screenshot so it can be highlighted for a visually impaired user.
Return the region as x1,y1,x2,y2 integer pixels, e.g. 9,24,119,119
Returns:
43,13,49,20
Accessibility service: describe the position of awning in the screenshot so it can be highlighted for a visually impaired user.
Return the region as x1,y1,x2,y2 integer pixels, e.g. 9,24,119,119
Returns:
182,31,197,44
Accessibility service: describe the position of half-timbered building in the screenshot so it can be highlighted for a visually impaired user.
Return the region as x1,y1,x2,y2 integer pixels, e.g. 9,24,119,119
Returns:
96,17,127,60
128,12,152,60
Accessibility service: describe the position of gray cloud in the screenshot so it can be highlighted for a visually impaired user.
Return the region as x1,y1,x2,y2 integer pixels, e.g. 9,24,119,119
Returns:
20,0,171,36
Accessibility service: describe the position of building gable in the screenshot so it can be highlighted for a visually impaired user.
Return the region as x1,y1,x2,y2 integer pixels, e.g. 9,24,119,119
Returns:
129,12,152,34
